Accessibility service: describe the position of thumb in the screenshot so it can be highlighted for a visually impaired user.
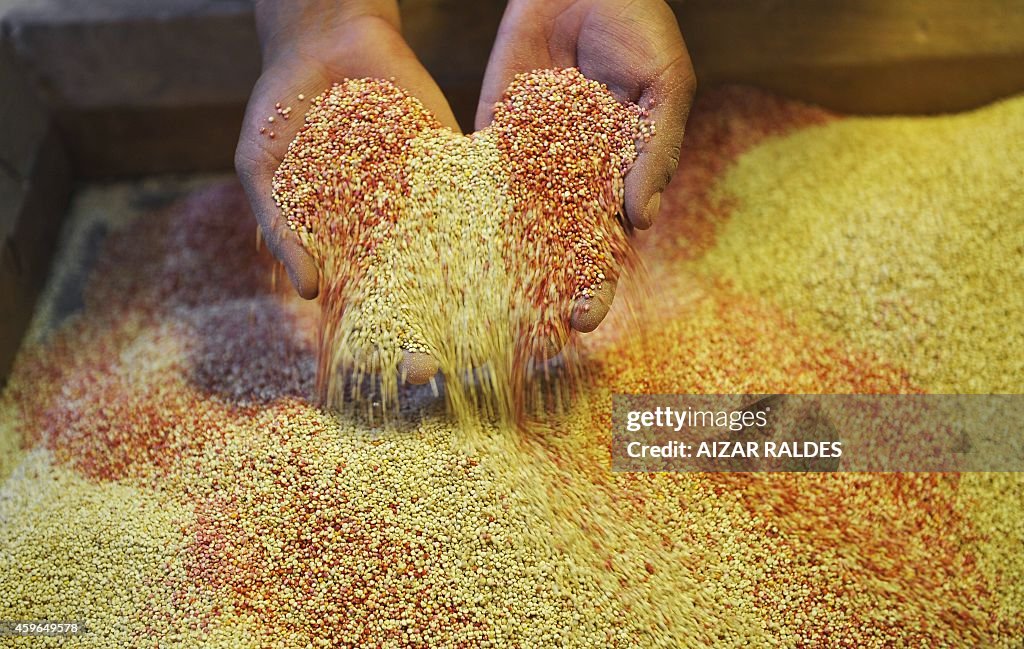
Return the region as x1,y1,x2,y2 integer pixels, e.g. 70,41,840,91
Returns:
623,54,696,229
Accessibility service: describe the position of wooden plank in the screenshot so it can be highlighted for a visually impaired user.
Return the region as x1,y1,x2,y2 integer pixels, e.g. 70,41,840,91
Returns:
1,0,258,175
54,104,247,177
671,0,1024,113
0,126,71,384
2,0,259,109
0,38,72,383
0,43,49,181
672,0,1024,68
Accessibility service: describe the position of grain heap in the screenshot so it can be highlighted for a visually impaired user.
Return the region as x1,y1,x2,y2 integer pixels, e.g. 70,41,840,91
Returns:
696,98,1024,392
1,88,1022,647
271,68,646,419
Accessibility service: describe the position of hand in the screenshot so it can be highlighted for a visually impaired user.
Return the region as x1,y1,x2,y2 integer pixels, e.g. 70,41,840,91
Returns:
476,0,696,334
236,0,458,383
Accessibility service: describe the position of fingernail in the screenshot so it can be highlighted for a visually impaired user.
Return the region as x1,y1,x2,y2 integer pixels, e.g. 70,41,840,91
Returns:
570,279,617,333
644,192,662,226
290,270,317,300
399,351,439,385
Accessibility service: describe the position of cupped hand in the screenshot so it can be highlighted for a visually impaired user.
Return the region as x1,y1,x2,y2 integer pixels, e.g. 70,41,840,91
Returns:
476,0,696,338
236,2,459,383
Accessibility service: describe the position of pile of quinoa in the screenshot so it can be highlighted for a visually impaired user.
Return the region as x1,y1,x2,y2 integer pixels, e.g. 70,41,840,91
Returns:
0,87,1021,647
696,96,1024,393
271,68,647,417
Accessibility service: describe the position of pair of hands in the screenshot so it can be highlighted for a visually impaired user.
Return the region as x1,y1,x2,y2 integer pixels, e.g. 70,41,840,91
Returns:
236,0,695,374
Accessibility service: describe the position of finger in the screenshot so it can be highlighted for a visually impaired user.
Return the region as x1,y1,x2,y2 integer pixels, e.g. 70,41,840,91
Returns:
623,48,696,229
570,278,617,333
398,350,439,385
257,197,320,299
236,153,321,299
236,65,324,299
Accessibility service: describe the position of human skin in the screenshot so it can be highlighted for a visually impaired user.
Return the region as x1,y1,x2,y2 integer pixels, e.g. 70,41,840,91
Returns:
477,0,696,332
236,0,457,383
236,0,695,381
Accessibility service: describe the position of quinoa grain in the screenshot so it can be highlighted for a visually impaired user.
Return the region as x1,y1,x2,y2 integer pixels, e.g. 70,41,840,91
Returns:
272,69,646,419
0,87,1020,648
